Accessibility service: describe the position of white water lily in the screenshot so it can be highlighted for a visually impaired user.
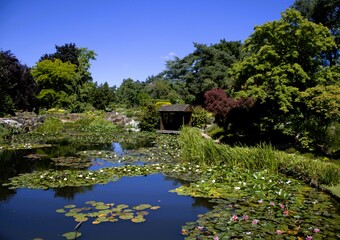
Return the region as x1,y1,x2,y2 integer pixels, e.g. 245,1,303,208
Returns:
212,179,216,183
63,178,67,181
235,187,241,190
78,174,83,178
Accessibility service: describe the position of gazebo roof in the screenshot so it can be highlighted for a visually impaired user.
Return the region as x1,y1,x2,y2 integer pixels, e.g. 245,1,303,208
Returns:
158,104,192,112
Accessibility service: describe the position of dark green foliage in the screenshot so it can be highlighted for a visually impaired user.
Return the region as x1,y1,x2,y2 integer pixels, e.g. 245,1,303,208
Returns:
40,43,81,67
162,40,242,104
293,0,340,65
116,78,145,107
138,104,160,132
89,82,116,110
0,50,38,115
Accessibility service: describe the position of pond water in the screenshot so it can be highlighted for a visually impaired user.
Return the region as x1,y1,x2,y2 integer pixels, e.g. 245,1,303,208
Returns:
0,143,211,240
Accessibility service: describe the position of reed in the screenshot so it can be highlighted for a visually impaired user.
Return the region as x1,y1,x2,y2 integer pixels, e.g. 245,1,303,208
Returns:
179,127,340,185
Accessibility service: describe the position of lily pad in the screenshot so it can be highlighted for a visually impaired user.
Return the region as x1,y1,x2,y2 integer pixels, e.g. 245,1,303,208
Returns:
64,205,76,209
56,209,66,213
62,232,81,240
131,216,146,223
133,204,152,210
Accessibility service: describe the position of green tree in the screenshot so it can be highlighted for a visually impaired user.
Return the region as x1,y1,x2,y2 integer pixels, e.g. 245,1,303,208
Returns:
116,78,144,107
31,59,78,109
162,40,242,104
228,9,337,148
293,0,340,65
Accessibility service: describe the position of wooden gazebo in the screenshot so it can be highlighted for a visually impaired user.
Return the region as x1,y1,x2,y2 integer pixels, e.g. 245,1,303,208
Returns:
158,104,193,133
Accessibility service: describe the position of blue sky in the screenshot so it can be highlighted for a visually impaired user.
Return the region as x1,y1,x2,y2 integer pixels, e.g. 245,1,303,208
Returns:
0,0,294,87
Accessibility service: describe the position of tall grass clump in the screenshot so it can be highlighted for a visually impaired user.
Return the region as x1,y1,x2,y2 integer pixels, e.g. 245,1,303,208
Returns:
35,117,64,133
179,127,340,185
179,127,225,165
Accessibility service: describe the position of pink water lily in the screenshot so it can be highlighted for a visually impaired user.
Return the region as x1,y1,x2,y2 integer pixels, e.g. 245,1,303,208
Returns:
269,201,275,206
276,230,282,234
252,219,259,225
306,236,312,240
283,210,289,215
197,226,204,230
314,228,320,233
231,214,238,221
213,236,219,240
280,204,285,209
242,215,249,220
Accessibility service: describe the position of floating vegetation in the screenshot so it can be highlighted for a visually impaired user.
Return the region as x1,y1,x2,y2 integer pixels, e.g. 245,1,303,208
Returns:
62,231,81,240
170,169,340,239
2,164,170,189
57,201,160,226
51,156,93,169
24,153,48,160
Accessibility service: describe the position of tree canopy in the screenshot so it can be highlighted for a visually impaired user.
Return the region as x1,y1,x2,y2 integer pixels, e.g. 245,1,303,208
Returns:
0,50,37,115
226,8,339,148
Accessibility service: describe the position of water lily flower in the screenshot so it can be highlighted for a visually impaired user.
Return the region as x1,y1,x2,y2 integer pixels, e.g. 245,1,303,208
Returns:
213,236,219,240
242,215,249,220
258,199,263,204
212,179,216,183
280,204,285,209
235,187,241,190
78,174,83,178
252,219,259,225
269,202,275,206
231,214,238,221
314,228,320,233
201,180,205,183
63,178,67,181
276,230,282,234
197,226,204,230
283,210,289,216
306,236,312,240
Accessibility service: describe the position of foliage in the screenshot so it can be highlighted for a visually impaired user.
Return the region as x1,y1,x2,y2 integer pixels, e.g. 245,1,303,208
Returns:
190,106,212,129
228,9,338,149
162,40,243,104
204,89,256,139
293,0,340,65
179,127,340,185
138,104,160,132
35,117,64,134
0,50,38,115
116,78,144,107
31,59,78,109
89,82,116,110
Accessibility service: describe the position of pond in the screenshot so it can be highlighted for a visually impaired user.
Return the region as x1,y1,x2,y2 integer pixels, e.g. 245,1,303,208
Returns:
1,139,340,239
0,143,211,240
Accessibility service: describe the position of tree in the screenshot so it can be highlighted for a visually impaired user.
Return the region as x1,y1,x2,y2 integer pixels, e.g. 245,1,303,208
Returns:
31,59,78,109
162,40,242,104
116,78,144,107
228,9,338,148
0,50,37,115
293,0,340,65
40,43,81,66
89,82,116,110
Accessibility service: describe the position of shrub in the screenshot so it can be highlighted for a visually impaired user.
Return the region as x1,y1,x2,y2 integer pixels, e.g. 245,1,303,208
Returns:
191,106,212,129
138,104,160,132
35,117,64,133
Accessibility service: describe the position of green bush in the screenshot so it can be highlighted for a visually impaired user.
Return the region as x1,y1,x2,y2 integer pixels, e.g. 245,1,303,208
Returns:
138,104,160,132
191,106,212,129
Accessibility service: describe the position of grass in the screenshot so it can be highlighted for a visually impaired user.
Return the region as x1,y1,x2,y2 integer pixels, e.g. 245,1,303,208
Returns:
179,127,340,186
